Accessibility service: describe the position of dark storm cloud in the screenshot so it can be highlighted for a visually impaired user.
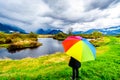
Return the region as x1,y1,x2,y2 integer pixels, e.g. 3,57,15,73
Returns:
85,0,120,11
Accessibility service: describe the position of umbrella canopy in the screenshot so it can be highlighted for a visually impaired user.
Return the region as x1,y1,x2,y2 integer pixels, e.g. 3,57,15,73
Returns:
62,36,96,62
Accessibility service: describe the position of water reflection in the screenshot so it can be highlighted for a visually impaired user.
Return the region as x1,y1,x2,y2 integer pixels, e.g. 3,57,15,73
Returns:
7,47,39,53
0,38,64,59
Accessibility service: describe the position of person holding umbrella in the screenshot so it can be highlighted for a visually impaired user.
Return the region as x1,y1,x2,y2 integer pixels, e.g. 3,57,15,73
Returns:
62,36,96,80
69,57,81,80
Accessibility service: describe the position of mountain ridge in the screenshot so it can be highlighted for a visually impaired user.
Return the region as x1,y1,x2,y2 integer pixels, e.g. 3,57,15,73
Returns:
73,26,120,35
36,29,63,34
0,23,26,33
0,23,120,35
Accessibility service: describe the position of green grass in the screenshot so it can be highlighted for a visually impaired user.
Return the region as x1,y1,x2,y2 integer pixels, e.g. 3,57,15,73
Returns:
0,36,120,80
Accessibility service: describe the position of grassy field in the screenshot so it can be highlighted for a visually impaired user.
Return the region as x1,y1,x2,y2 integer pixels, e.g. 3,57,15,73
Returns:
0,36,120,80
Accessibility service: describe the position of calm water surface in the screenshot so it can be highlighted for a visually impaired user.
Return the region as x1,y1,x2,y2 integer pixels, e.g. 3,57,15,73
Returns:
0,38,64,59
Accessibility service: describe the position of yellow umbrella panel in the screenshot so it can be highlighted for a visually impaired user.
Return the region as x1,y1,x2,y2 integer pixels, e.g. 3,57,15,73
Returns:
66,40,95,62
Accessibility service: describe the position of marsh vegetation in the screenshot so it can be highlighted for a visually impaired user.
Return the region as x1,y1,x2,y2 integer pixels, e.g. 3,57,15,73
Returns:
0,32,41,51
0,31,120,80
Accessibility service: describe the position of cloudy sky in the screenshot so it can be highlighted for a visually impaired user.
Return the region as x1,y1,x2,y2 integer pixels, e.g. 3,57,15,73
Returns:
0,0,120,32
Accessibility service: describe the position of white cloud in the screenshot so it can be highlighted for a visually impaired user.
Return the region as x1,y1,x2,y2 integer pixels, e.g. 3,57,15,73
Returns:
0,0,120,32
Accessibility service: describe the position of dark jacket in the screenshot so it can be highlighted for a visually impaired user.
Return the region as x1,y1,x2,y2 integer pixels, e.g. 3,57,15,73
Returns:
69,57,81,69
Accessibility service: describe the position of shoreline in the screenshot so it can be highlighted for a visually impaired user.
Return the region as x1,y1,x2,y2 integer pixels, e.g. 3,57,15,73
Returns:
0,52,64,60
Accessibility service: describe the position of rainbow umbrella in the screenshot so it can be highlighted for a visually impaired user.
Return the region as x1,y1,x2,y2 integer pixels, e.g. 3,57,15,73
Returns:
62,36,96,62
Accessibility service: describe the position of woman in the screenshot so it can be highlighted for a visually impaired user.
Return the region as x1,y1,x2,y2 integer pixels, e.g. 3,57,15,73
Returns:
69,57,81,80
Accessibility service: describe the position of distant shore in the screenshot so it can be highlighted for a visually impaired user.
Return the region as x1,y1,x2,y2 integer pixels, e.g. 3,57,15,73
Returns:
38,35,54,38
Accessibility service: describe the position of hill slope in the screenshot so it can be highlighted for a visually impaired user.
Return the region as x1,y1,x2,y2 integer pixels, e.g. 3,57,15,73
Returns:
0,23,26,33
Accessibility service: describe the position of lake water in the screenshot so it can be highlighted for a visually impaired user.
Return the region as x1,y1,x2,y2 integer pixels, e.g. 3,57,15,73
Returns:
0,38,64,59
